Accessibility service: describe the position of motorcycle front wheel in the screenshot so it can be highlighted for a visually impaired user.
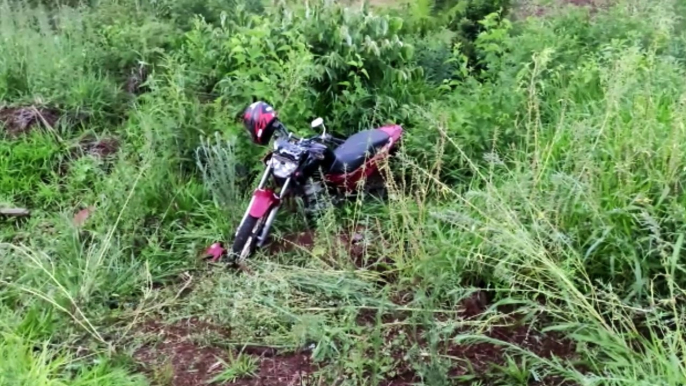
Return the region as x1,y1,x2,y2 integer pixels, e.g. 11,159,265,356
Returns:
231,215,264,265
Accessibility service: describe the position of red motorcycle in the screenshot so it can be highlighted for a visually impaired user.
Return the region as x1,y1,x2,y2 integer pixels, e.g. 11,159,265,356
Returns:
206,101,403,264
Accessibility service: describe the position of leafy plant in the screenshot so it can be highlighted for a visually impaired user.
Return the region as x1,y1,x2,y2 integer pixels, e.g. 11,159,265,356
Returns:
3,1,686,386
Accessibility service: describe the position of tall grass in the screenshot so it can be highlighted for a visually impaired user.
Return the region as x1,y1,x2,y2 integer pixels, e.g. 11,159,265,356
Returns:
2,0,686,385
401,3,686,383
0,332,147,386
0,1,122,115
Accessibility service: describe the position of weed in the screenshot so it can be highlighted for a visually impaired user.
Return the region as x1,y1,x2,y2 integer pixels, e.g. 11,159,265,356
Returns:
3,0,686,385
151,359,175,386
207,349,259,384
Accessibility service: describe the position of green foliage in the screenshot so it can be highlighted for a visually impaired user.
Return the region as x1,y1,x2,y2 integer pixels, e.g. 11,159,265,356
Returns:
167,0,424,134
285,1,420,130
180,9,318,122
0,132,64,208
390,0,512,76
150,0,264,30
0,334,146,386
3,0,686,385
0,2,129,118
443,0,512,57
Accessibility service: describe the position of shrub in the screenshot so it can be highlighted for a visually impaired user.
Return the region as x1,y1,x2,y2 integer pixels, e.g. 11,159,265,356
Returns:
283,0,422,131
390,0,512,73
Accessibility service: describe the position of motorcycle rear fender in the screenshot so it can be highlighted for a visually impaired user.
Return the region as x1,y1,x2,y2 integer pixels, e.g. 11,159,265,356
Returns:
379,124,403,144
248,188,280,218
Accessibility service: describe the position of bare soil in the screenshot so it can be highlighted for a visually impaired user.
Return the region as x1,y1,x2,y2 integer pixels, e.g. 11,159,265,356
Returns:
355,291,579,386
78,135,120,158
565,0,608,5
452,292,578,383
56,134,121,176
229,354,315,386
133,317,316,386
271,226,383,263
268,231,316,254
0,106,59,137
268,227,367,263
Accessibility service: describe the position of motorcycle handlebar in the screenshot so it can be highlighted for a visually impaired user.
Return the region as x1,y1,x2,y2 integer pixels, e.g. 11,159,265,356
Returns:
277,122,344,146
303,133,345,145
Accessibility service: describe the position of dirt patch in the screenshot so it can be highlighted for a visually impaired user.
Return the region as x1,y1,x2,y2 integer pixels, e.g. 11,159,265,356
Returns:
133,318,317,386
57,134,121,176
514,0,614,18
78,135,120,158
457,289,493,318
353,292,579,386
564,0,605,5
0,106,59,137
270,226,397,278
230,354,315,386
562,0,614,11
268,231,316,254
133,318,230,386
447,322,575,372
268,227,367,262
451,292,577,379
135,339,227,386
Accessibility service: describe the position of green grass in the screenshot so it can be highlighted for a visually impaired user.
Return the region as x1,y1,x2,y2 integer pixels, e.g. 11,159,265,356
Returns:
208,350,259,383
1,0,686,385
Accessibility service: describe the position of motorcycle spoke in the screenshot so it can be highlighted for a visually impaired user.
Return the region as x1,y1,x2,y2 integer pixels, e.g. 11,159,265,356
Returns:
239,237,253,263
238,218,265,264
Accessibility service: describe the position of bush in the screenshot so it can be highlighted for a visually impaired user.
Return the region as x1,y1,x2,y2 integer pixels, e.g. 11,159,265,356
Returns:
149,0,264,30
5,1,686,385
284,0,422,131
440,0,512,66
166,0,425,134
389,0,511,73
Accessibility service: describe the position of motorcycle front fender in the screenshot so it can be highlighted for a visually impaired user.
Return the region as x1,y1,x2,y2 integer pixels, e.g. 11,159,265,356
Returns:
248,188,281,218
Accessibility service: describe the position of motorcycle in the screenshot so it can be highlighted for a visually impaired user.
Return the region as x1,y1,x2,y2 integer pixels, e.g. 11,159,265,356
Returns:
205,101,403,265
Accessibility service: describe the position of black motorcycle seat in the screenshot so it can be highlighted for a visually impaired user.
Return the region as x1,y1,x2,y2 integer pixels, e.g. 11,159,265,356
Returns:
329,129,390,174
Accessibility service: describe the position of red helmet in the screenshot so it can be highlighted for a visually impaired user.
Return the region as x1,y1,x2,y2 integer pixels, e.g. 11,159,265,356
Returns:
242,101,278,145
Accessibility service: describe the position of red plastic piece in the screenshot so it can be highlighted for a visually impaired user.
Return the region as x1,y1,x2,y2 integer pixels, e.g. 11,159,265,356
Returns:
379,124,403,142
205,242,226,262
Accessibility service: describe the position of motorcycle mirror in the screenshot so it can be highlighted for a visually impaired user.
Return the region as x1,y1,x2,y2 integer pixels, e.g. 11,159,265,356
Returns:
311,117,324,129
311,117,327,138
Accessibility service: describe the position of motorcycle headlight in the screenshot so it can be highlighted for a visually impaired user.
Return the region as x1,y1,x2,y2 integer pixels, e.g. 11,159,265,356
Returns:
270,156,298,179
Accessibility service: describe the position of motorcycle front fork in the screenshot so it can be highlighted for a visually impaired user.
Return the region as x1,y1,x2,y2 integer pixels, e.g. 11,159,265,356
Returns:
235,166,291,248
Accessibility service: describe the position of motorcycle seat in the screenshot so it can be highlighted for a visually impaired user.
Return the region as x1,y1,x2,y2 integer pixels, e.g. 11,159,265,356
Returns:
329,129,390,174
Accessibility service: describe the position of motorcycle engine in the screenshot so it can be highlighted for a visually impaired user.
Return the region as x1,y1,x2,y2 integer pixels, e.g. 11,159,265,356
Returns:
302,179,330,215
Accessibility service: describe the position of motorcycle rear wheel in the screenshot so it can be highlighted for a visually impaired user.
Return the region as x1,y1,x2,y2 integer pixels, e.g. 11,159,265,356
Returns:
231,215,264,264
